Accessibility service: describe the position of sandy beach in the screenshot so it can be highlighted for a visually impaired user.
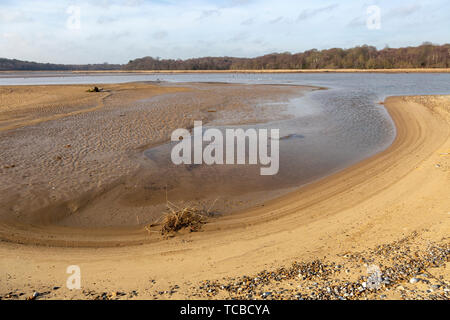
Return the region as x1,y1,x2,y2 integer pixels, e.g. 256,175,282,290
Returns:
0,83,448,300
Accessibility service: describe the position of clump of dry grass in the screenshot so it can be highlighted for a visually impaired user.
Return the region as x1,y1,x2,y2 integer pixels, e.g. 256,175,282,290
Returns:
86,86,102,93
160,205,207,235
145,198,218,236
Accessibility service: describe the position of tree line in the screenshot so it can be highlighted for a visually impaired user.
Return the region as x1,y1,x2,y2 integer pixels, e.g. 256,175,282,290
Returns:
0,59,121,71
1,43,448,71
124,43,449,70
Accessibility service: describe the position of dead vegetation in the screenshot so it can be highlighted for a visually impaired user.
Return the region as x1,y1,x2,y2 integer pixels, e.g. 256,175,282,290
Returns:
160,206,207,235
145,198,218,237
86,86,102,93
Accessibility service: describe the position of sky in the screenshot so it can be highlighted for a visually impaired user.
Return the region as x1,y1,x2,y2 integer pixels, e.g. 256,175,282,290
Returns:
0,0,449,64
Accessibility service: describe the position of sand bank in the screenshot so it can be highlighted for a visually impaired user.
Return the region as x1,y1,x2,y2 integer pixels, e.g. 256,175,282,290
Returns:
0,88,448,299
0,82,313,233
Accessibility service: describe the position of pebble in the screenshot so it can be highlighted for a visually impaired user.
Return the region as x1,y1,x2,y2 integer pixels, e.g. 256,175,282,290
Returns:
431,284,440,290
26,292,40,300
11,238,445,301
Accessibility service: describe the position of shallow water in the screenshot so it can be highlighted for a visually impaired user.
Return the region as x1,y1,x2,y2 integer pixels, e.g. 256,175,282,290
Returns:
139,73,448,211
2,72,450,214
141,87,395,211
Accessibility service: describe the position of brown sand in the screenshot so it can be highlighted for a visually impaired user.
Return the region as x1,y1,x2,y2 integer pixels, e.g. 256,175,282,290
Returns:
0,85,448,299
0,83,310,230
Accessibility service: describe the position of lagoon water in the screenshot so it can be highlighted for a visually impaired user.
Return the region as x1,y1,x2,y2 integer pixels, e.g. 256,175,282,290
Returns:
2,72,450,212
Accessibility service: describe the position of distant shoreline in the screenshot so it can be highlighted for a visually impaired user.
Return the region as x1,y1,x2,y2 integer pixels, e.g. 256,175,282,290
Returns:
1,68,450,74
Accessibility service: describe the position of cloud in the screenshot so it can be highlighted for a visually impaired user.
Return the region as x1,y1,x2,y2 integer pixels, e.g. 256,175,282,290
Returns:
197,9,221,20
297,3,339,21
86,31,131,41
221,0,254,9
0,10,34,23
152,31,168,40
97,16,119,24
387,4,422,17
124,0,145,6
241,18,254,26
347,3,422,28
269,16,283,24
228,32,249,42
347,15,365,28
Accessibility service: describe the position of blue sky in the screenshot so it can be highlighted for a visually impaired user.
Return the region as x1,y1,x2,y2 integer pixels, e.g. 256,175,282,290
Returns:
0,0,449,64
